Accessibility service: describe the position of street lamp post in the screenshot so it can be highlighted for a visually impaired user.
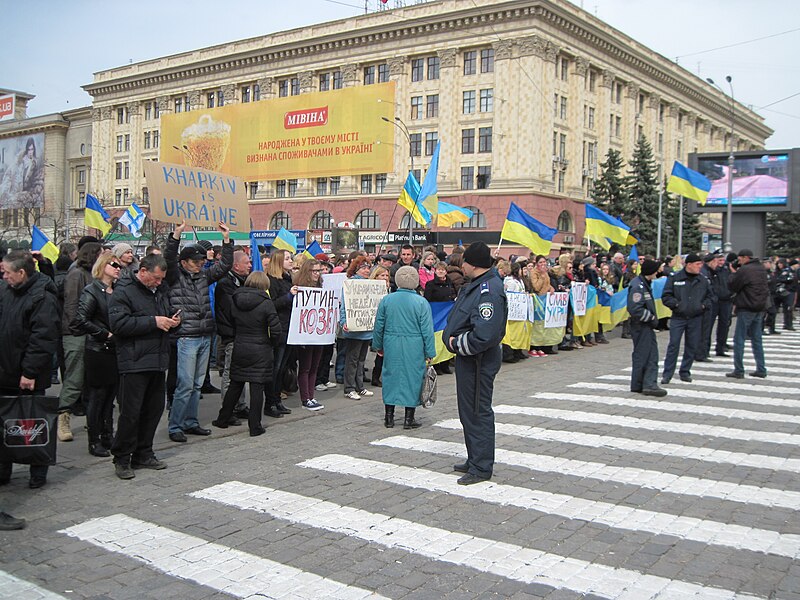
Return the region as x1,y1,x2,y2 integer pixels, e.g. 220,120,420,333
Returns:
706,76,736,252
382,116,415,245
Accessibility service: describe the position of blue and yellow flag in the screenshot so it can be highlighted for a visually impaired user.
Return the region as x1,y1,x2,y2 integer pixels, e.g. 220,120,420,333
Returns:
585,204,632,250
303,240,325,259
272,227,298,253
85,194,112,236
31,225,59,263
419,140,440,219
667,161,711,205
397,172,430,226
501,202,558,256
437,201,473,227
118,202,146,238
250,234,263,272
428,301,455,365
651,276,672,319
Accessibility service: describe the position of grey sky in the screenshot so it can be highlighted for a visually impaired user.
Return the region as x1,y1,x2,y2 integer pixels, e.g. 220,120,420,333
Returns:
3,0,797,148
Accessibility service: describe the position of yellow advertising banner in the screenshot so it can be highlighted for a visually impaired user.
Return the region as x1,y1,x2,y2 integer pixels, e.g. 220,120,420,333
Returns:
161,82,396,180
143,161,250,232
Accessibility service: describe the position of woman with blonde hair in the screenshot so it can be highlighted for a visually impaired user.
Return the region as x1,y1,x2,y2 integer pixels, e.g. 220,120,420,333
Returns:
418,251,437,290
264,250,295,417
213,272,281,436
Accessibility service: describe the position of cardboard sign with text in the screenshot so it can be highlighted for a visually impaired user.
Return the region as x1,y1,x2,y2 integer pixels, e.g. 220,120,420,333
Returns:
342,278,388,332
506,291,529,321
571,282,588,316
544,292,569,328
287,287,338,345
143,161,250,232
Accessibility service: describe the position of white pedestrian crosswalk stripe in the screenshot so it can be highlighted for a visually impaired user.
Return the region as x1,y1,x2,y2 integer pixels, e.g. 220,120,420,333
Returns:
596,374,798,396
371,434,800,510
433,418,800,474
60,514,386,600
0,571,67,599
567,383,800,412
620,366,799,385
493,404,800,446
298,454,800,558
193,480,762,600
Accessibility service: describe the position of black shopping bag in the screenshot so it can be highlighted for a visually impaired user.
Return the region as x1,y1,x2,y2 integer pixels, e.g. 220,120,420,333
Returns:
0,395,58,465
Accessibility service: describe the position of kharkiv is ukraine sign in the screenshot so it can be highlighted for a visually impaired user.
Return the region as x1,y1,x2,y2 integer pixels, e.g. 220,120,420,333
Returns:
160,82,396,179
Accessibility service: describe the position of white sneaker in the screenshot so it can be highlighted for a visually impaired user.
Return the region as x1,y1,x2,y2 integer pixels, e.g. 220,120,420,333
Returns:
303,399,324,411
345,391,362,400
358,389,374,397
315,384,328,391
325,381,337,388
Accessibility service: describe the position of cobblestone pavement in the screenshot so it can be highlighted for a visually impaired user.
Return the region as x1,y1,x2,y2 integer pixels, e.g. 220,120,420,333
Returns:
1,326,799,599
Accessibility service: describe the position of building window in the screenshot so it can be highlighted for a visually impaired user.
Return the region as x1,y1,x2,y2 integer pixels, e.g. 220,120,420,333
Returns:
461,129,475,154
560,57,569,81
588,70,597,92
463,90,476,114
399,212,423,230
477,166,491,189
218,90,224,106
615,82,623,104
142,188,149,203
355,208,380,230
425,132,438,156
588,106,595,129
309,210,333,230
276,180,286,197
557,170,565,193
153,102,160,118
288,179,298,197
677,140,682,158
144,131,151,149
615,116,622,138
270,211,291,229
363,65,376,85
116,136,123,153
319,73,330,92
174,97,183,113
124,135,130,151
378,63,389,83
410,96,423,120
123,188,129,201
451,207,485,229
316,177,328,196
375,173,387,194
241,86,251,103
409,133,422,157
560,96,568,120
480,48,494,73
117,107,126,125
145,103,152,120
479,89,493,113
207,92,216,108
291,78,300,96
478,127,492,153
678,112,684,129
247,182,258,199
279,80,289,97
124,162,130,179
115,162,123,179
115,189,122,205
332,71,342,89
78,169,86,184
461,166,474,190
78,191,85,206
411,59,424,82
427,56,440,80
330,176,341,195
659,103,665,123
361,175,373,194
153,131,160,148
557,210,573,232
658,133,663,153
463,50,476,75
426,94,439,118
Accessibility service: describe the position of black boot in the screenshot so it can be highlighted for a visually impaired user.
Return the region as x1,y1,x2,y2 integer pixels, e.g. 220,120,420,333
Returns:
403,407,421,429
264,402,283,418
384,405,395,428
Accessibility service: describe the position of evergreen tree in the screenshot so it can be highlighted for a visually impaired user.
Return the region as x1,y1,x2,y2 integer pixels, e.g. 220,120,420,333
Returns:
766,212,800,257
624,136,660,255
590,148,627,217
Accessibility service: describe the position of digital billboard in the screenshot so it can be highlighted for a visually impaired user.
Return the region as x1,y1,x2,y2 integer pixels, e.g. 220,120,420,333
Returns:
695,152,789,207
0,132,45,209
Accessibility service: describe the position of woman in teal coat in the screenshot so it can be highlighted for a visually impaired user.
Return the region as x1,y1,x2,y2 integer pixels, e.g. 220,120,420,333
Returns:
372,266,436,429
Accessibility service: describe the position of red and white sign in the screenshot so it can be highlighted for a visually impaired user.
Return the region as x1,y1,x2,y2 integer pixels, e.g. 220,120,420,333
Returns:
0,94,15,122
284,106,328,130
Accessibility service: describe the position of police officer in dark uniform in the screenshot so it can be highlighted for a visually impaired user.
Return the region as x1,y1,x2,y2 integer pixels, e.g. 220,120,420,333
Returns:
714,253,734,356
443,242,507,485
697,253,719,362
627,259,667,397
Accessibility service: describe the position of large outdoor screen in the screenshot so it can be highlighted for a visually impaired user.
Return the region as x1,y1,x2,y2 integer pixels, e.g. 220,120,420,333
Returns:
696,153,790,206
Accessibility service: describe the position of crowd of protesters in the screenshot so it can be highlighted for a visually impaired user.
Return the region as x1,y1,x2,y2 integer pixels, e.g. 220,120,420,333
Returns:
1,219,798,527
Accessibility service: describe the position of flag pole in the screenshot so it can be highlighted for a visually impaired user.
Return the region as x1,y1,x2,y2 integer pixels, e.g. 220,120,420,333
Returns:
496,237,504,257
656,186,663,258
677,195,684,256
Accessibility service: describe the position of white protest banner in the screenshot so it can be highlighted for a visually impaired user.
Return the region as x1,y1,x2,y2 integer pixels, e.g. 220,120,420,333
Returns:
571,282,588,316
287,287,338,345
544,291,569,328
321,272,347,303
342,279,388,332
506,291,529,321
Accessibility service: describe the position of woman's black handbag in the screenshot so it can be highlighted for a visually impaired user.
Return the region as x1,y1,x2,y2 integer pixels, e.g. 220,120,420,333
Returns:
282,365,299,394
0,395,58,465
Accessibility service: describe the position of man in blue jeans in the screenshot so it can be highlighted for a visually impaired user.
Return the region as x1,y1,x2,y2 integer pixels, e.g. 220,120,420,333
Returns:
726,249,769,379
165,220,233,443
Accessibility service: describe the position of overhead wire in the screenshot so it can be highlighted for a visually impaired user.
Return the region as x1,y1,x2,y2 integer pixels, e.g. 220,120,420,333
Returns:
675,27,800,60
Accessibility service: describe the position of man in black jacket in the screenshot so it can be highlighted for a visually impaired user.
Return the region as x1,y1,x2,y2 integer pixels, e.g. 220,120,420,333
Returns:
627,259,666,397
726,249,769,379
165,220,233,443
697,253,719,362
661,253,712,385
108,254,179,479
713,253,734,356
0,250,60,491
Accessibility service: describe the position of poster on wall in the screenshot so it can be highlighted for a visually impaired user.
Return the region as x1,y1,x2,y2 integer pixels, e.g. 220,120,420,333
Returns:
160,82,395,180
0,133,45,209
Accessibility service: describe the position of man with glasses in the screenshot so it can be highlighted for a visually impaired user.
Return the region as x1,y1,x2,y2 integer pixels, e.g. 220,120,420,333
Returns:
108,254,180,479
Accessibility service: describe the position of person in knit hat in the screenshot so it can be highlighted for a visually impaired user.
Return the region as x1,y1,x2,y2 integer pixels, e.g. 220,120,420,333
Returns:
627,259,667,397
112,243,137,275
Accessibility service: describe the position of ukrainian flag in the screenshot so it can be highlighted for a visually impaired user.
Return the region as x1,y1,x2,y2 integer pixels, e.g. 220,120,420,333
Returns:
607,288,629,326
437,201,473,227
501,202,558,256
272,227,298,253
85,194,112,236
419,140,440,219
651,276,672,319
596,289,612,325
584,204,632,250
31,225,59,263
571,285,599,337
530,294,565,347
303,240,325,259
397,172,430,226
250,234,263,272
667,161,712,206
429,301,455,365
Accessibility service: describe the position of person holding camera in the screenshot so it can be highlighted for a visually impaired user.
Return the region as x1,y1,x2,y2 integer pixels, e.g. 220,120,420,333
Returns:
726,249,769,379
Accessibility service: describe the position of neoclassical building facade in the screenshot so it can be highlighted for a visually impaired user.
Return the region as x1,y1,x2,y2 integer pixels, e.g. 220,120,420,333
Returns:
82,0,772,253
